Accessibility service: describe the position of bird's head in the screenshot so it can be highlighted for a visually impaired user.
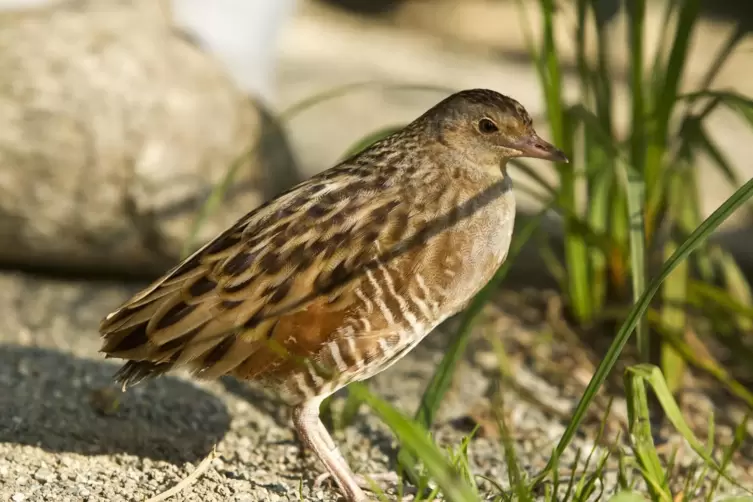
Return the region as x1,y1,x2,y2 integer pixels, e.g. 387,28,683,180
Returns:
420,89,568,170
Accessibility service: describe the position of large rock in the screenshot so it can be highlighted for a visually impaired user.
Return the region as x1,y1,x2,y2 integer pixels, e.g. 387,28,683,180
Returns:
0,0,300,277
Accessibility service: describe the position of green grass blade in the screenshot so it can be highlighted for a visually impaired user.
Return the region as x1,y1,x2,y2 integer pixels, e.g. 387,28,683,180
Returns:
278,82,456,122
649,0,677,86
533,177,753,482
645,0,700,224
627,0,647,179
593,0,615,136
647,312,753,409
624,366,672,501
626,364,750,491
689,278,753,321
653,0,699,137
712,415,751,498
677,90,753,114
180,152,249,258
348,383,479,502
695,23,747,92
659,172,690,393
681,119,741,188
341,125,405,159
585,0,618,314
624,157,648,363
510,159,558,198
610,182,630,294
495,390,535,502
539,0,592,324
587,164,612,311
714,248,753,332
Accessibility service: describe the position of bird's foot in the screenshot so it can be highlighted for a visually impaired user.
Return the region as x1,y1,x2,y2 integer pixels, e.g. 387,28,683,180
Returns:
313,471,433,500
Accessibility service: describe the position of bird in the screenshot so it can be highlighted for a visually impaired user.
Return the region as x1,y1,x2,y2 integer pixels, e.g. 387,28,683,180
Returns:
98,88,567,502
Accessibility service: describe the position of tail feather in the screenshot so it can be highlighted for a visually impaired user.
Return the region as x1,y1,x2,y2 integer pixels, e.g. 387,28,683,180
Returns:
113,360,174,390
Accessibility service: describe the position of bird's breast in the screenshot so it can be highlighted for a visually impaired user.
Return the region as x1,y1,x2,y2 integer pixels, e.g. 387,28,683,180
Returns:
401,173,516,320
449,180,515,306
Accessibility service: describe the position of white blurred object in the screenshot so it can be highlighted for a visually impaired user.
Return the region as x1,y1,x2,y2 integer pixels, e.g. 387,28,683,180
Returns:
0,0,297,102
0,0,61,8
170,0,297,102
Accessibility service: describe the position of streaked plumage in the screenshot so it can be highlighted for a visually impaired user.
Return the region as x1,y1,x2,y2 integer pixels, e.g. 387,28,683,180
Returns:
99,88,567,502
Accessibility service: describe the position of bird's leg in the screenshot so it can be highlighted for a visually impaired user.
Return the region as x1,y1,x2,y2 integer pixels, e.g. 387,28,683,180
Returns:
293,399,369,502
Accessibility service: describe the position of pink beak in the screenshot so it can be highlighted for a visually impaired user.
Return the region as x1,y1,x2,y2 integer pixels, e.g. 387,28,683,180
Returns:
511,133,568,163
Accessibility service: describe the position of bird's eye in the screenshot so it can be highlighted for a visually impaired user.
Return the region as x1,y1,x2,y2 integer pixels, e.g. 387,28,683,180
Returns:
478,118,499,134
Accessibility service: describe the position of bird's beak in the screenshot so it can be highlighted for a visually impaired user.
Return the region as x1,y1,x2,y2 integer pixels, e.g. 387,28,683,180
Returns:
510,133,569,163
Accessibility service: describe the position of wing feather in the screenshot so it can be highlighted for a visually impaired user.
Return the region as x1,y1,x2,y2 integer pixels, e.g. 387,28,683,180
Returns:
99,164,415,386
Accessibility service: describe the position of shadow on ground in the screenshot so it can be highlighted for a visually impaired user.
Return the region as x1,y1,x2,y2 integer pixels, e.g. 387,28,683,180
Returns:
0,345,230,464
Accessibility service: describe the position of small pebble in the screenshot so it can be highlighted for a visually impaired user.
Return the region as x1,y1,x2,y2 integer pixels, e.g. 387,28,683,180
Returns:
12,494,25,502
34,467,55,483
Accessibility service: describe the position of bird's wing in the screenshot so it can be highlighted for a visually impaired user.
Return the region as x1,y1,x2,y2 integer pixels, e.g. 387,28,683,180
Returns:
99,165,422,386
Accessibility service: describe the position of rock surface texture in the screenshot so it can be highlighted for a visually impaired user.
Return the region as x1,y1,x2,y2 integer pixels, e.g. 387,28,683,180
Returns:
0,0,299,276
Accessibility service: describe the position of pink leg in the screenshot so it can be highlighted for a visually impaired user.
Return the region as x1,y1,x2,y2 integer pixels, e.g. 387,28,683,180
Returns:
293,398,369,502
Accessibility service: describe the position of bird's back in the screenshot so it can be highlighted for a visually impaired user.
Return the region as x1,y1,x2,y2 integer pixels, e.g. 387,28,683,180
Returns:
99,127,515,402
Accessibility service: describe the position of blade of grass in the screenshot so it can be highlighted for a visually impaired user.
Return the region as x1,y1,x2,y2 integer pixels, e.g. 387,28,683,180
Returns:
695,23,748,93
626,364,749,490
624,365,672,501
340,125,405,159
649,317,753,409
713,248,753,332
681,118,741,188
660,171,690,393
278,81,456,122
689,279,753,321
578,0,614,314
509,158,558,198
627,0,647,184
677,90,753,116
645,0,700,235
649,0,678,88
587,166,612,310
710,413,751,499
494,389,535,502
347,382,479,502
624,156,648,363
539,0,592,323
